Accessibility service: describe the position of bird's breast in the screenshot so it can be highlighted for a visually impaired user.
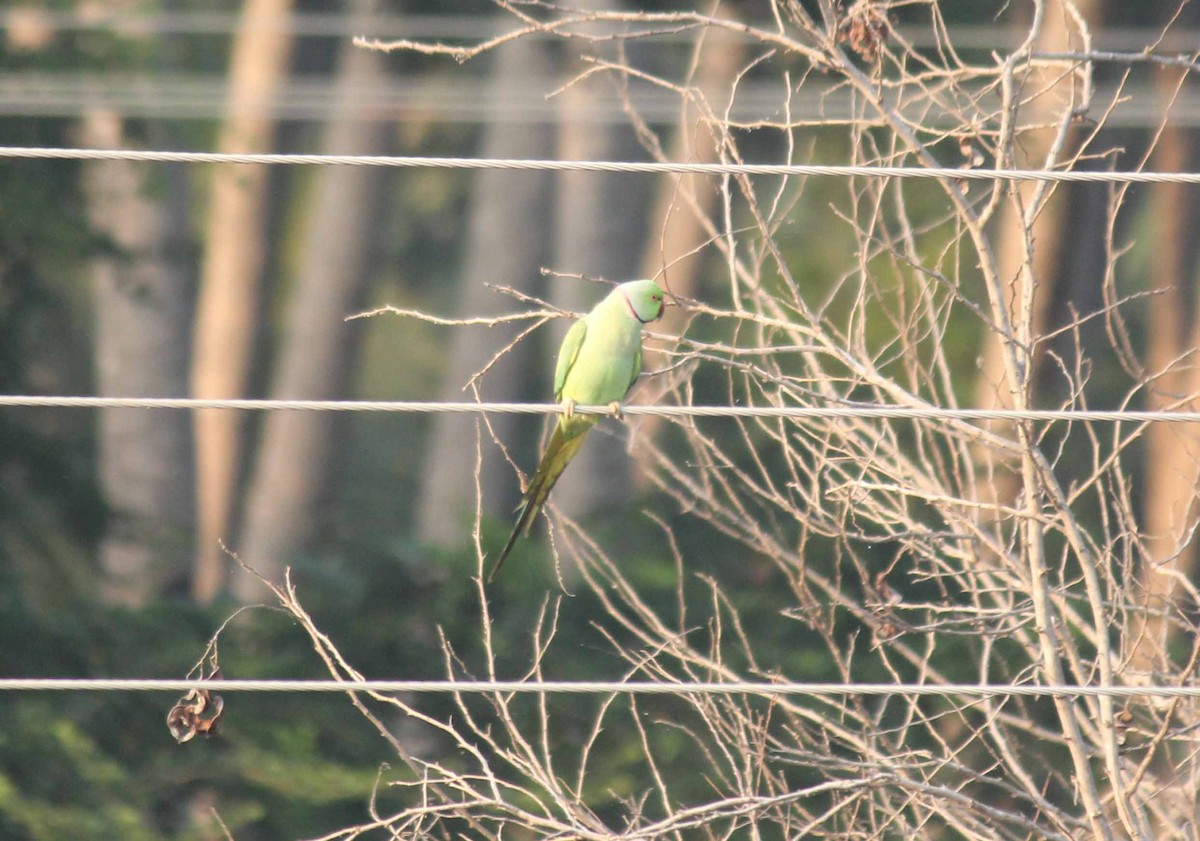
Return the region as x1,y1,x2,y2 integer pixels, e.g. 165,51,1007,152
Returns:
558,317,642,409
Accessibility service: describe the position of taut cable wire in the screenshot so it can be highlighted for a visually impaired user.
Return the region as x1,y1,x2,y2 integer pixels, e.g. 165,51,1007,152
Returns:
1,678,1198,698
4,146,1200,183
1,395,1198,423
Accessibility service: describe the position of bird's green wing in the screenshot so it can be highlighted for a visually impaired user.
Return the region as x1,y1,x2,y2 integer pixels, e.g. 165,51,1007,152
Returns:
554,319,588,402
626,342,642,397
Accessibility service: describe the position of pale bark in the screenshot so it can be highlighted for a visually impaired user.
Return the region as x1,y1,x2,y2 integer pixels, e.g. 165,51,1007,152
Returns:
1135,73,1200,671
632,22,744,482
235,0,390,601
191,0,294,602
82,111,194,606
549,40,650,519
971,0,1100,505
415,36,556,547
638,21,742,308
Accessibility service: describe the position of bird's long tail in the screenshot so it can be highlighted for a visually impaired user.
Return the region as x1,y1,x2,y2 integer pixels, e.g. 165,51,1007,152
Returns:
488,425,588,582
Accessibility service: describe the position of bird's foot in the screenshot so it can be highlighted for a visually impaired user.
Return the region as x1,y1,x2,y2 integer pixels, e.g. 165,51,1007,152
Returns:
562,398,577,421
607,401,625,421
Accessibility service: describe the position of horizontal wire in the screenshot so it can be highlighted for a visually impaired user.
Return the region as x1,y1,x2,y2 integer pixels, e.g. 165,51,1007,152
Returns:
0,77,1185,129
0,395,1197,423
3,677,1199,698
3,146,1200,183
6,9,1200,57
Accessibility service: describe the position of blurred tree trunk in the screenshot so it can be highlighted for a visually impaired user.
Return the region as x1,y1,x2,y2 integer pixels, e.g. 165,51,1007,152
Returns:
633,22,743,483
82,111,194,606
549,9,651,519
639,18,741,307
235,0,389,601
191,0,293,602
415,36,556,547
972,0,1100,500
1135,68,1200,671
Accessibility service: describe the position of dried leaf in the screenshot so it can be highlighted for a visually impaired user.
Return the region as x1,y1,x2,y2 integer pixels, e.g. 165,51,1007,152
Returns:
167,682,225,744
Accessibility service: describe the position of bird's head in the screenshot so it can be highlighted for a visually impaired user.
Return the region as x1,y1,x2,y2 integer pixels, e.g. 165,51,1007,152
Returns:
619,279,666,324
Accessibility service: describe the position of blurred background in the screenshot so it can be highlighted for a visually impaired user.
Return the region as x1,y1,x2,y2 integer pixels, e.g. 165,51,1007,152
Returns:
2,0,1200,838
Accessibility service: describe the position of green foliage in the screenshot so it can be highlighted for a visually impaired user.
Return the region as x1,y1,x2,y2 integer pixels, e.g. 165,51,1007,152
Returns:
0,125,103,608
0,574,412,840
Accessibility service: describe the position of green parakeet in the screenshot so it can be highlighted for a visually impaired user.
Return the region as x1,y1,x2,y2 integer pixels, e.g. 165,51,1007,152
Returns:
488,279,666,581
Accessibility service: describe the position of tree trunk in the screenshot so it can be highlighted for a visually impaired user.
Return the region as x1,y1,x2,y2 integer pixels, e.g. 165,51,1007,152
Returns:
1134,70,1200,672
415,35,556,547
638,19,742,306
971,0,1100,504
632,22,744,483
191,0,294,602
82,110,195,606
235,0,390,601
973,0,1100,408
549,35,651,519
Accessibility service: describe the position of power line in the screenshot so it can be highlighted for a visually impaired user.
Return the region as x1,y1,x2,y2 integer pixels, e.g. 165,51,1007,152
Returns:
0,74,1190,129
2,677,1198,699
1,10,482,39
4,9,1200,53
2,146,1199,183
0,396,1197,424
0,72,835,126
